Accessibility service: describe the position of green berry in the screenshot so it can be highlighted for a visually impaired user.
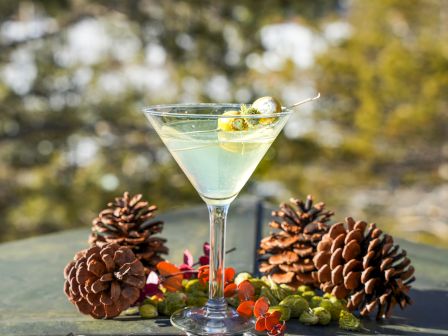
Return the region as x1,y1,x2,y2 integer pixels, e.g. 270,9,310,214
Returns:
279,295,309,317
234,272,252,286
323,292,334,300
299,309,319,325
184,279,207,293
190,290,208,297
330,295,348,308
143,295,164,307
279,284,296,296
158,292,187,316
186,294,208,307
320,299,342,321
139,304,158,318
297,285,312,293
301,290,316,301
309,296,323,308
268,305,291,321
339,310,362,331
313,307,331,326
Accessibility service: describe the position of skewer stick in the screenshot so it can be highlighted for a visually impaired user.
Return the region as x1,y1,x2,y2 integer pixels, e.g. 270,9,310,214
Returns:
287,92,321,109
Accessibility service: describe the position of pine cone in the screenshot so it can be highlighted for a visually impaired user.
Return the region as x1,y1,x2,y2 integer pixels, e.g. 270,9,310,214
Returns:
313,217,415,319
63,244,146,319
258,195,334,287
89,192,168,274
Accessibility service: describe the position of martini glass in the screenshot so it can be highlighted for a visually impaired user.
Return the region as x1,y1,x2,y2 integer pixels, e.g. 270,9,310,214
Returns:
143,103,292,335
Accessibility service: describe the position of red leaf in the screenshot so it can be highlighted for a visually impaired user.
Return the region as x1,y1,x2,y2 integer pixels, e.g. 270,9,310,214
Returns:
157,261,180,277
269,322,286,336
156,261,183,292
255,317,267,331
198,265,210,285
197,265,233,286
265,311,281,331
224,283,237,297
162,276,183,292
236,300,254,318
225,267,235,283
237,280,255,301
254,297,269,318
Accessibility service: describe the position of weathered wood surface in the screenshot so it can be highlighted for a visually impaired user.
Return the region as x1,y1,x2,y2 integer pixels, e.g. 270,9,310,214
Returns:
0,197,447,336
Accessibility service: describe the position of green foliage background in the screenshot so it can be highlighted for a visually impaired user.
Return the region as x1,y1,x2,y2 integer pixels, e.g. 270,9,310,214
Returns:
1,0,447,247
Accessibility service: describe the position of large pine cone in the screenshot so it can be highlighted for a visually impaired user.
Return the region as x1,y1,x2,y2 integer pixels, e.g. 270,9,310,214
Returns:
313,217,415,319
89,192,168,274
259,195,334,287
63,244,146,319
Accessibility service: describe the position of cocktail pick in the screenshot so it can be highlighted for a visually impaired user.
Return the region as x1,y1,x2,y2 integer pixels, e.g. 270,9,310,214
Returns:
287,93,321,109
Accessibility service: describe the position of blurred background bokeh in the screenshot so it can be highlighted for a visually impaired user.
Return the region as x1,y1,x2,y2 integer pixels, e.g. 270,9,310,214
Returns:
1,0,447,247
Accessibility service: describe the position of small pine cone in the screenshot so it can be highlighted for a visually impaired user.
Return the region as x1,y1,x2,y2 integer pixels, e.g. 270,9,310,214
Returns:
89,192,168,274
258,195,334,287
63,244,146,319
313,217,415,319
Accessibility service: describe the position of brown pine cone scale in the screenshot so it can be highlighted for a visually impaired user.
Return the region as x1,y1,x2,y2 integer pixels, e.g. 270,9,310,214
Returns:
313,217,415,319
64,243,146,319
259,195,334,287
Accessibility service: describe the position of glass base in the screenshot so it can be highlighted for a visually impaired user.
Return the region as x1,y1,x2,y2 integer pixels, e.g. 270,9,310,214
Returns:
170,303,254,335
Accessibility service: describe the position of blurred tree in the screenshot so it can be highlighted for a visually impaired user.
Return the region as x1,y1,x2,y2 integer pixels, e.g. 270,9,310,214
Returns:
263,0,448,246
315,0,448,181
1,0,446,246
0,0,340,241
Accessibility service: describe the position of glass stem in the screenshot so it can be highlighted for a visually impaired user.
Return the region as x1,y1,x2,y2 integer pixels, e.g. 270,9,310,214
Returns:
206,203,230,311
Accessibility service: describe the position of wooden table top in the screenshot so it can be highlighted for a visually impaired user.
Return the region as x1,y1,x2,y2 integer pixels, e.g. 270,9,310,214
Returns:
1,197,447,336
